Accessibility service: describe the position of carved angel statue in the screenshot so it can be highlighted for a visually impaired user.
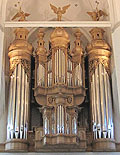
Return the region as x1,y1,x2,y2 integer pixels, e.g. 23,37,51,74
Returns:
50,4,70,21
12,4,30,21
87,1,107,21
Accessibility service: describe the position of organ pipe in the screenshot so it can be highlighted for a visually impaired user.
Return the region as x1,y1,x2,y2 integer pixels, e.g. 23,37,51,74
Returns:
87,28,114,140
20,67,25,139
15,64,21,139
7,28,33,141
34,27,85,147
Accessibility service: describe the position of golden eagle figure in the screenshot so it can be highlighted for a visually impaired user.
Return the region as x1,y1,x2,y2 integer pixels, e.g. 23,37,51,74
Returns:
12,6,30,21
87,10,107,21
50,4,70,21
87,1,107,21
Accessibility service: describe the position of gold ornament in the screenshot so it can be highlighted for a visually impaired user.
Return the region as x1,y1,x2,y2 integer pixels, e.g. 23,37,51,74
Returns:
87,28,111,80
50,4,70,21
87,1,107,21
12,2,30,21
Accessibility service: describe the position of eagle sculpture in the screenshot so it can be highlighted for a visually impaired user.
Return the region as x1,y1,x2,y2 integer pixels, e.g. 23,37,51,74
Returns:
12,7,30,21
50,4,70,21
87,10,107,21
87,1,107,21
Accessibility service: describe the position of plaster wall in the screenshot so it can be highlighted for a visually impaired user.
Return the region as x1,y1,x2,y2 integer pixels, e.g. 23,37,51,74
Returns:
111,26,120,144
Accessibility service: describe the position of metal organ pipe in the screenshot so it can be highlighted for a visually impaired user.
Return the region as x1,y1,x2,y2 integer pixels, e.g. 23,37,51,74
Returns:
15,64,21,139
11,67,17,139
37,64,39,85
57,106,59,133
54,49,66,85
92,74,97,139
7,74,13,139
44,117,47,135
55,52,57,83
24,74,29,139
37,64,45,87
56,50,58,83
9,68,16,139
72,116,77,134
59,105,61,133
87,28,114,144
24,74,27,139
7,65,31,140
99,64,107,138
57,49,59,83
63,52,65,83
90,64,114,140
59,49,61,81
103,67,110,138
67,59,73,86
62,106,64,133
95,66,102,138
56,105,65,134
20,67,25,139
74,64,82,87
7,28,32,143
107,73,114,139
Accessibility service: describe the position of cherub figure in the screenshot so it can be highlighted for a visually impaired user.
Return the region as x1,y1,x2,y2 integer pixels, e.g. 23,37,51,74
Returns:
11,1,30,21
50,4,70,21
87,1,107,21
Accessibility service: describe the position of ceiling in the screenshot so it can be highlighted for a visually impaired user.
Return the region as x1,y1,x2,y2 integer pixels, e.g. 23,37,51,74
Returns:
6,0,109,21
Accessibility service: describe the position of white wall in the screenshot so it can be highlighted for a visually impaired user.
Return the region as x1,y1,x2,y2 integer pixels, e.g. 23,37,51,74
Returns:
0,0,8,143
111,26,120,143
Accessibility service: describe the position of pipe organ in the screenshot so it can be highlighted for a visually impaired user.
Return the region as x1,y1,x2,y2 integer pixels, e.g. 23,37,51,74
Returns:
87,28,115,151
34,28,86,150
6,28,33,151
5,27,116,152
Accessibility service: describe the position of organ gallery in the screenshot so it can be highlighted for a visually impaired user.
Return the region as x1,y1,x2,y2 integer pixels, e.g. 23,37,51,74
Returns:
0,0,118,153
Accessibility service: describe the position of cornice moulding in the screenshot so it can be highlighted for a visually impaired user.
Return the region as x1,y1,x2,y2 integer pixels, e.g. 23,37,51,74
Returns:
4,21,111,28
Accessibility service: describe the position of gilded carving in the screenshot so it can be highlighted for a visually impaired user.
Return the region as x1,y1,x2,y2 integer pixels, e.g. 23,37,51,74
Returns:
9,59,31,81
71,30,83,64
12,1,30,21
89,58,110,79
67,96,72,104
50,27,70,49
48,97,54,104
87,28,111,80
36,29,47,65
50,4,70,21
87,1,107,21
34,21,86,150
8,28,33,82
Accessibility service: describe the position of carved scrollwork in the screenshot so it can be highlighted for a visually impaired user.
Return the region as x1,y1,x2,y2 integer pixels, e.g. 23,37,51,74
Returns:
48,97,54,104
67,96,72,104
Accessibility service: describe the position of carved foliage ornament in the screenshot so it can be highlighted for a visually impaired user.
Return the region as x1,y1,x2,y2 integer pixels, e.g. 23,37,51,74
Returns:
89,58,110,81
10,59,31,81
